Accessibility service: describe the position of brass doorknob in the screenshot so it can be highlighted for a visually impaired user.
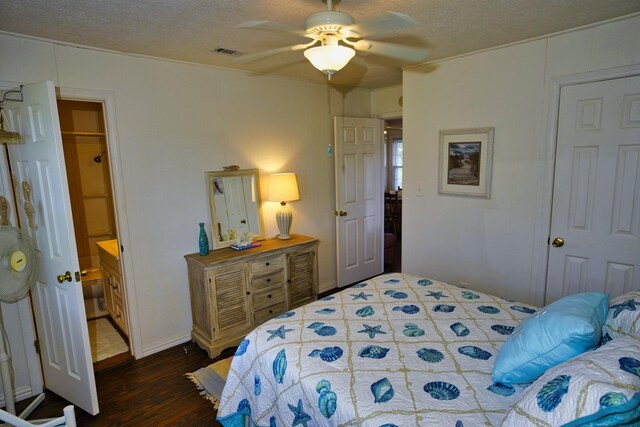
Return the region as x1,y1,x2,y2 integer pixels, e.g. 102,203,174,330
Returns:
551,237,565,247
339,210,347,217
57,271,73,283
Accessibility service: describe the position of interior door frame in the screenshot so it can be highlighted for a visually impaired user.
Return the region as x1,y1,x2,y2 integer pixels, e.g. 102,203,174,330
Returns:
531,63,640,306
57,86,142,359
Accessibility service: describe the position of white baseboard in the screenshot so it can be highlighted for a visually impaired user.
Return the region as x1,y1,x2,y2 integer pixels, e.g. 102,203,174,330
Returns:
1,384,36,407
319,280,337,294
141,332,192,358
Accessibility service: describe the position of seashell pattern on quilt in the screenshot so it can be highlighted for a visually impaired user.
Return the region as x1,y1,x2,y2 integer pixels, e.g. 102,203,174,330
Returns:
217,273,537,426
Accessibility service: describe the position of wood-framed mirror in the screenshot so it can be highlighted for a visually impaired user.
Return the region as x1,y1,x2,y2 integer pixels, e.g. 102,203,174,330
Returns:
206,168,265,250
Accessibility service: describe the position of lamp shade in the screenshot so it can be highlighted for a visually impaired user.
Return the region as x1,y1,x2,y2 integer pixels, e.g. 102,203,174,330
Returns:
267,173,300,203
304,44,355,75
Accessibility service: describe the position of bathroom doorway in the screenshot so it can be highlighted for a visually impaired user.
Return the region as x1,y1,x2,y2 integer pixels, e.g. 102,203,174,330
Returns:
57,99,132,370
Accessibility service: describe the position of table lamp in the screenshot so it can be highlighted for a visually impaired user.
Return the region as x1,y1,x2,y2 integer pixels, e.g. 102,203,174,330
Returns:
267,173,300,240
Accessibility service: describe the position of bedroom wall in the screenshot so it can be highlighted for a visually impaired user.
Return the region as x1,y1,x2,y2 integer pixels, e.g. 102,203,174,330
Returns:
402,14,640,305
0,31,371,381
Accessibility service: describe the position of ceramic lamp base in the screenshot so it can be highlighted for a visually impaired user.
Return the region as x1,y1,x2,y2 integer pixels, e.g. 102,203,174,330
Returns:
275,203,292,240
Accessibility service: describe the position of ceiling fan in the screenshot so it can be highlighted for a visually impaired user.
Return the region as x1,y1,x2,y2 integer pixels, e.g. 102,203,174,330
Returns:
236,0,429,79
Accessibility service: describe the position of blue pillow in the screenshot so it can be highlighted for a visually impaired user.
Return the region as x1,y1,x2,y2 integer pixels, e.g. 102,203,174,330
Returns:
492,292,609,384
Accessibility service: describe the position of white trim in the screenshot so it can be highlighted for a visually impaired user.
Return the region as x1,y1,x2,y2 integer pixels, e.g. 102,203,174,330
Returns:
374,110,403,120
318,280,337,294
141,333,191,358
531,64,640,306
56,86,143,360
0,384,36,408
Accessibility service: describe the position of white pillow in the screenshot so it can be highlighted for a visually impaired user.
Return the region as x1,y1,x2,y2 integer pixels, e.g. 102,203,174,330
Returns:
501,336,640,426
603,290,640,341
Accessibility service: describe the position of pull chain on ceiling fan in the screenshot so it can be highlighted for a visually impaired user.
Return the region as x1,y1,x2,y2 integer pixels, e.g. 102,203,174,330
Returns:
236,0,429,80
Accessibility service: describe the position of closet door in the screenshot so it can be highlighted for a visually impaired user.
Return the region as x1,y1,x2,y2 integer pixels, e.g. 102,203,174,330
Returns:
545,75,640,302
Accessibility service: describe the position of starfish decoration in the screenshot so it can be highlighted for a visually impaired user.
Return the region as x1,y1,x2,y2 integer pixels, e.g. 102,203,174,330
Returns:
358,324,387,339
288,399,312,427
610,298,640,319
266,325,294,341
351,292,373,301
425,291,446,300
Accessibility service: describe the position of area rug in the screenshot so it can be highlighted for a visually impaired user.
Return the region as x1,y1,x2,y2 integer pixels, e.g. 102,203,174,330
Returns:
187,357,233,409
87,317,129,362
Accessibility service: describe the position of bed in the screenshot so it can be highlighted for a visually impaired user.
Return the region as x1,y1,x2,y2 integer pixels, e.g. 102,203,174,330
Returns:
216,273,640,426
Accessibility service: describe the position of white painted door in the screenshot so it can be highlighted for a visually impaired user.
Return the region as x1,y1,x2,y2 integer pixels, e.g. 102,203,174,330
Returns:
546,75,640,303
5,81,99,414
334,116,384,287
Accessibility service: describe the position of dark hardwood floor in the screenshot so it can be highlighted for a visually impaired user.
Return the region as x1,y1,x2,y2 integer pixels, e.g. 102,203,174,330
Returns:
384,234,402,274
14,341,230,426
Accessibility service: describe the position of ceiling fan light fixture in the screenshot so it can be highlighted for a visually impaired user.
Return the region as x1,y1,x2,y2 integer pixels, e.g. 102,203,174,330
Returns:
304,36,355,79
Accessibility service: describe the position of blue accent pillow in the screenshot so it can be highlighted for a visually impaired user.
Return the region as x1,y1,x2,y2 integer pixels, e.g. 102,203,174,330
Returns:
492,292,609,384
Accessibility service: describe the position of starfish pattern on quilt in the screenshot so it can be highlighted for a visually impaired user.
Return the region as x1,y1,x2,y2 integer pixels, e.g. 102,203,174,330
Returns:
425,291,446,300
358,324,387,339
610,299,640,318
288,399,311,427
351,292,373,301
266,325,294,341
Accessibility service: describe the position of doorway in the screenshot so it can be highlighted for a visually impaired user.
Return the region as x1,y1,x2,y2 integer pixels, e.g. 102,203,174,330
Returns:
57,99,132,370
383,118,402,273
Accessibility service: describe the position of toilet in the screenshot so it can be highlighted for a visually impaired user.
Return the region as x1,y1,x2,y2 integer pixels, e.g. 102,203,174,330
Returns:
82,267,107,319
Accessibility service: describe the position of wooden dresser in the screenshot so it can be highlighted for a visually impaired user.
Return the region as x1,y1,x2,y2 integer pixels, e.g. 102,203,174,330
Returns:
185,234,319,358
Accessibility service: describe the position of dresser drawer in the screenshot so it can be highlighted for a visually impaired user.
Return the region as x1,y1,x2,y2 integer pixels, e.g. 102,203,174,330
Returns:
251,270,284,290
252,287,285,310
254,302,287,325
250,255,284,275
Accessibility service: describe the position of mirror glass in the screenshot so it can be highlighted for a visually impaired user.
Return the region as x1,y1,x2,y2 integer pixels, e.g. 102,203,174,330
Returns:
206,169,265,249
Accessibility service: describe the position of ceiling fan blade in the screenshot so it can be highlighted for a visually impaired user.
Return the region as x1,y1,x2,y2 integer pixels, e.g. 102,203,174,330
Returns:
237,20,304,37
354,40,429,63
235,44,309,63
345,12,417,38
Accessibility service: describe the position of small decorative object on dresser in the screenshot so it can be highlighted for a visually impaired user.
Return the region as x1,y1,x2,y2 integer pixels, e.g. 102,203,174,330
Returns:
198,222,209,256
185,234,319,358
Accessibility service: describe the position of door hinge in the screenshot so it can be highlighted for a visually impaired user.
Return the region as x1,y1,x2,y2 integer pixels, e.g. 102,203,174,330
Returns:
34,339,40,354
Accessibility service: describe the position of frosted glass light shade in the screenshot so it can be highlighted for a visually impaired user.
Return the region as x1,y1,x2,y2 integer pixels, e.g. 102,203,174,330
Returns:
304,45,355,75
267,173,300,203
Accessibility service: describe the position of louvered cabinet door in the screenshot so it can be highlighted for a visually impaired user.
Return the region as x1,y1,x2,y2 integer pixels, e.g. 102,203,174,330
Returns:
287,246,318,309
209,264,252,336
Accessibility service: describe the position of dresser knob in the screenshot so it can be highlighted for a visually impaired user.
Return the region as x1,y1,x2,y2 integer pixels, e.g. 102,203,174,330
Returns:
246,291,251,295
268,294,272,298
267,278,271,282
266,262,270,266
269,310,273,314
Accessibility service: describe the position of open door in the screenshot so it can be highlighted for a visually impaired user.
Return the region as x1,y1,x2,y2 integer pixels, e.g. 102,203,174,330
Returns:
5,81,99,414
334,116,384,286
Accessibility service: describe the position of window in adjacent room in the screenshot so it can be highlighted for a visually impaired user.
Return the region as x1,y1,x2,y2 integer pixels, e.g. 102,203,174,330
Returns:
390,138,403,191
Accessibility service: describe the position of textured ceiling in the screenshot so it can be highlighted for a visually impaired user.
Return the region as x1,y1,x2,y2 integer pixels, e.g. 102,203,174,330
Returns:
1,0,639,89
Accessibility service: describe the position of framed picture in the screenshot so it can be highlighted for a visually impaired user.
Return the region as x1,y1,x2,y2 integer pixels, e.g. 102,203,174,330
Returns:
438,127,494,198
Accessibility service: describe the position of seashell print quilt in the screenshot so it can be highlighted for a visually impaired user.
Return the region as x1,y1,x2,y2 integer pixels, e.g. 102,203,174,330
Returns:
217,273,537,426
